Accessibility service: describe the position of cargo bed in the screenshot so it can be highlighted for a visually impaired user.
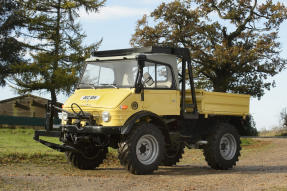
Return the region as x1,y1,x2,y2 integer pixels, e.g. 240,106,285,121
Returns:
185,90,250,117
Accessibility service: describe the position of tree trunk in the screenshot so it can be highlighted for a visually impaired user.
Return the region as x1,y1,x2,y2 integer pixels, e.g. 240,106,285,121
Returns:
212,76,229,93
50,88,57,105
48,88,57,130
213,85,227,92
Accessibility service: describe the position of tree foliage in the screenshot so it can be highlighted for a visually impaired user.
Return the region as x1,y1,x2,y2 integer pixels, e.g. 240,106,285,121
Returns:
243,115,258,136
12,0,105,104
0,0,28,86
131,0,287,98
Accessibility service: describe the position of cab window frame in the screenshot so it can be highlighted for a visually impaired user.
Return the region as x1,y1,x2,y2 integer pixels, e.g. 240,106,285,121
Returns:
142,59,176,90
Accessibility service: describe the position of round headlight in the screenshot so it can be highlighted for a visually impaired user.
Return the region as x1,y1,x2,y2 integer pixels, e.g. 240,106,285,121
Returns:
62,112,68,121
102,111,110,122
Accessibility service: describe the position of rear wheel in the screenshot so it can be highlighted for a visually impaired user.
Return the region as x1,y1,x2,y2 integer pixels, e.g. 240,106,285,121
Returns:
161,143,185,166
65,145,108,170
203,123,241,170
118,122,165,175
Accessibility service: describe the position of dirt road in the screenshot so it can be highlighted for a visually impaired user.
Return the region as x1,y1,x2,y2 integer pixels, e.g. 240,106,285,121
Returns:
1,138,287,191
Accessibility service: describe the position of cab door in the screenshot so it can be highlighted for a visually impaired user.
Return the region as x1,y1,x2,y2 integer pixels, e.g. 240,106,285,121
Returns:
142,61,180,116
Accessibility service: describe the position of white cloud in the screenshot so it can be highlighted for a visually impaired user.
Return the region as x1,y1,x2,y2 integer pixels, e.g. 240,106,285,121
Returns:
79,6,149,21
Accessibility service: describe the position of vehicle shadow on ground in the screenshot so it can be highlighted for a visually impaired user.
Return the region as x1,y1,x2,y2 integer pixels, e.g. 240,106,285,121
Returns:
95,165,287,176
154,165,287,176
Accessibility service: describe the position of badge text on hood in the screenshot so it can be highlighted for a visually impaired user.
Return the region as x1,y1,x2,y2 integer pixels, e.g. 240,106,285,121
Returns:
80,96,100,100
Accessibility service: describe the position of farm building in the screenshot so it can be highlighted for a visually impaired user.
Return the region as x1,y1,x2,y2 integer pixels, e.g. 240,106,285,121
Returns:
0,94,61,128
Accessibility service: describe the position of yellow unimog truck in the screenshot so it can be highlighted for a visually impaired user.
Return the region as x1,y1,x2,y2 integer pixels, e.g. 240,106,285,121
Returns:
34,47,250,175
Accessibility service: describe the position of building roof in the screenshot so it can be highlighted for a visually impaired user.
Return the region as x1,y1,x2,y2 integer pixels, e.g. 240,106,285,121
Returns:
0,94,62,104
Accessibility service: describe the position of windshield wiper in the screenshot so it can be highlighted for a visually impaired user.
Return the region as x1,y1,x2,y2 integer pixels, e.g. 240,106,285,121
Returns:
78,83,96,89
99,83,118,89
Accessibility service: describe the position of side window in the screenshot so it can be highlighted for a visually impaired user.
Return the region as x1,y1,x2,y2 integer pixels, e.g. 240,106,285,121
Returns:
157,65,172,88
143,62,173,89
157,65,167,81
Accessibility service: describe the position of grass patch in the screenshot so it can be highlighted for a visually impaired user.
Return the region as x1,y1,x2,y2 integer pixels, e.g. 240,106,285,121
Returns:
259,128,287,137
240,138,256,147
240,137,272,155
0,128,66,164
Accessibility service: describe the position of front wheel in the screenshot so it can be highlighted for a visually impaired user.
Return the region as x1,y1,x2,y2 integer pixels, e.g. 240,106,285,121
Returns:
203,123,241,170
65,145,108,170
118,122,165,175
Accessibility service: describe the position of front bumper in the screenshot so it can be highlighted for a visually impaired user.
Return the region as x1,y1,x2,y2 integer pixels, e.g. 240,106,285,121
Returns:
34,125,121,153
60,125,121,134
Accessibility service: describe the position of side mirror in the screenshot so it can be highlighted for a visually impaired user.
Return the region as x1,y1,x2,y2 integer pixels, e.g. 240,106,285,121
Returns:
143,72,154,87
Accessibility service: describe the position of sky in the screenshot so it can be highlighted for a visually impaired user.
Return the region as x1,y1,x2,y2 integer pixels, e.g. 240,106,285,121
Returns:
1,0,287,130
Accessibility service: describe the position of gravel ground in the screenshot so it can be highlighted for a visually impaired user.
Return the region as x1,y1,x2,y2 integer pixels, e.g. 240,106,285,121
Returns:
0,138,287,191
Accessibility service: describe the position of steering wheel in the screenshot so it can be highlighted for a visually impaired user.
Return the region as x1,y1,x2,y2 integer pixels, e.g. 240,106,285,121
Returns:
71,103,85,116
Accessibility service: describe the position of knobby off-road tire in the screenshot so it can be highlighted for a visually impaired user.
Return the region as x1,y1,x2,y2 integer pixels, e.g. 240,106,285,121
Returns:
161,143,185,166
65,147,108,170
203,123,241,170
118,122,165,175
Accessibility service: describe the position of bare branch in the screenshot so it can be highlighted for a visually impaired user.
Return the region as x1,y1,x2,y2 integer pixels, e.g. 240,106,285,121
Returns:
227,0,258,44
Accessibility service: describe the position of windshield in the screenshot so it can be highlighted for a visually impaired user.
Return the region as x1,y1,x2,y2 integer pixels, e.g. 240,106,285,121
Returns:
79,59,138,89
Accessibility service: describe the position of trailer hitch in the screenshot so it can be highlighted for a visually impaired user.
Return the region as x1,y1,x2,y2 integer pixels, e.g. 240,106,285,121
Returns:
34,130,102,160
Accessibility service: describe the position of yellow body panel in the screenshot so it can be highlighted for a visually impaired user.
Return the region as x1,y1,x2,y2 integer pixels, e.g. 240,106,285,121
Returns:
64,89,133,109
62,88,250,127
185,89,250,117
143,89,180,115
63,88,142,127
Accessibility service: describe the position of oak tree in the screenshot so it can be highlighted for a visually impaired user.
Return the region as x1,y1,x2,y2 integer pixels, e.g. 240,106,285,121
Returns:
131,0,287,98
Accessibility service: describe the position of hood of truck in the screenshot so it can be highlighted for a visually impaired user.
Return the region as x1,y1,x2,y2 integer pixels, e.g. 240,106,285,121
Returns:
63,88,133,110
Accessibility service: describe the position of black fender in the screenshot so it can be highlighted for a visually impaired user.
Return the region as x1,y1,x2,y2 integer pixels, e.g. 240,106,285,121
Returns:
121,110,167,136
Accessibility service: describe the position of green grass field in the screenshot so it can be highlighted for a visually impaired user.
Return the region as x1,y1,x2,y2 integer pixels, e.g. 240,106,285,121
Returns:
241,137,256,146
0,128,258,165
0,128,65,163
